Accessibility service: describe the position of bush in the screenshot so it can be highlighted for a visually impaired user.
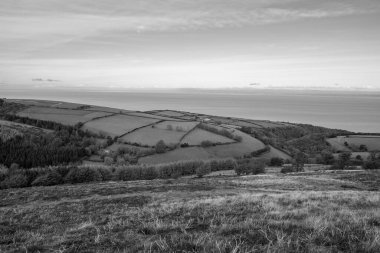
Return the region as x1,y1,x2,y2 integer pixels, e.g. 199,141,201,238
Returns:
235,158,266,175
200,140,213,147
209,158,237,171
55,166,72,178
116,166,143,181
155,140,166,153
104,156,114,165
64,167,102,184
363,161,380,170
32,171,63,186
270,157,284,166
0,166,9,182
196,164,211,178
141,166,158,180
2,173,29,189
97,167,113,181
250,146,270,157
280,165,297,173
180,143,189,148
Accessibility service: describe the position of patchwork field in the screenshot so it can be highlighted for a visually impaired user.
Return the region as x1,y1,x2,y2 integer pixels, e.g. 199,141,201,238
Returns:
181,128,235,146
154,110,186,117
328,135,380,151
121,121,198,146
125,112,179,121
327,138,352,152
0,170,379,252
82,114,160,137
121,126,185,147
204,129,265,158
17,106,112,126
139,146,216,164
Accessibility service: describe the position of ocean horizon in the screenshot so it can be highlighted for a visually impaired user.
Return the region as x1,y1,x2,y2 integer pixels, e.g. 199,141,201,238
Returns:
2,87,380,133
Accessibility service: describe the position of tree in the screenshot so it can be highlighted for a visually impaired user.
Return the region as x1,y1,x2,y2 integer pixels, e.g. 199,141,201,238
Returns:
337,152,352,169
0,99,4,106
166,124,173,131
155,140,166,153
196,164,211,178
200,140,213,147
270,157,284,166
320,150,335,165
293,152,308,172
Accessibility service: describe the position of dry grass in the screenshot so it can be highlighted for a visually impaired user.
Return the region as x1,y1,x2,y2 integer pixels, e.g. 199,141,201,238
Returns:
0,170,379,252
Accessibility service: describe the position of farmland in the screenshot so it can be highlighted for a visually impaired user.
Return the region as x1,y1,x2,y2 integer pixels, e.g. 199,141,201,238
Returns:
121,121,198,146
139,146,215,164
0,169,379,252
328,135,380,152
204,129,265,158
2,98,379,168
82,114,160,137
17,106,112,126
181,128,235,146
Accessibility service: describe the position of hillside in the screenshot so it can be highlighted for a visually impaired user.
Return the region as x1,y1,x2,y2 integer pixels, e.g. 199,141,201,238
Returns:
0,98,370,167
0,169,379,252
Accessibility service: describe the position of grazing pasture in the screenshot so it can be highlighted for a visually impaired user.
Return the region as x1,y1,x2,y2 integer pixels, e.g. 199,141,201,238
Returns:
121,121,198,146
328,135,380,151
250,120,286,128
82,114,160,137
17,106,112,126
205,129,266,158
181,127,235,146
154,120,198,131
155,110,186,117
126,112,178,121
121,126,186,147
0,170,379,252
327,137,352,151
139,146,215,164
259,145,292,160
107,143,154,153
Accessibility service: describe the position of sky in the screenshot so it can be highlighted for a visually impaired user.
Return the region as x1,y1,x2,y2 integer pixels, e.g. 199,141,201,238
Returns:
1,0,380,90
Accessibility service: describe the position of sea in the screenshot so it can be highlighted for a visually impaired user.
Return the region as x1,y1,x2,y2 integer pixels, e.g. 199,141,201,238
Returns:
1,88,380,133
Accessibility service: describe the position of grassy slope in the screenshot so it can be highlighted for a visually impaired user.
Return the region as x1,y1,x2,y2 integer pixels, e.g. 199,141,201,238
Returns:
0,170,379,252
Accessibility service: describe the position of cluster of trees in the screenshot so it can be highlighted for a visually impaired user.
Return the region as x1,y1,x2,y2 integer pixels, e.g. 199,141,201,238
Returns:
0,113,101,168
362,152,380,170
0,130,92,168
0,158,239,189
166,124,185,132
235,158,266,175
240,124,352,156
198,123,242,142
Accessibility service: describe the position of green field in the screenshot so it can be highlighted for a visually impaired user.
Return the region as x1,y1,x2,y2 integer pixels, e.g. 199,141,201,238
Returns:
17,106,112,126
181,128,235,146
139,146,216,164
328,136,380,152
204,129,265,157
121,121,198,146
0,169,379,252
82,114,160,137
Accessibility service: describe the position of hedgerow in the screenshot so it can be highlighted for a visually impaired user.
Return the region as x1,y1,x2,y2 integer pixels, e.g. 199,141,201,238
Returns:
0,158,239,189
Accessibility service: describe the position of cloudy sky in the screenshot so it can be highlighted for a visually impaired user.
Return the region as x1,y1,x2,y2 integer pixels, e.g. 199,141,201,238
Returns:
1,0,380,89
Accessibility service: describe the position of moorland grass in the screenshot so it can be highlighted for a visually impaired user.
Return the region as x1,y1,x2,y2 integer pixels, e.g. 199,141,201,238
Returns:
0,170,379,252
